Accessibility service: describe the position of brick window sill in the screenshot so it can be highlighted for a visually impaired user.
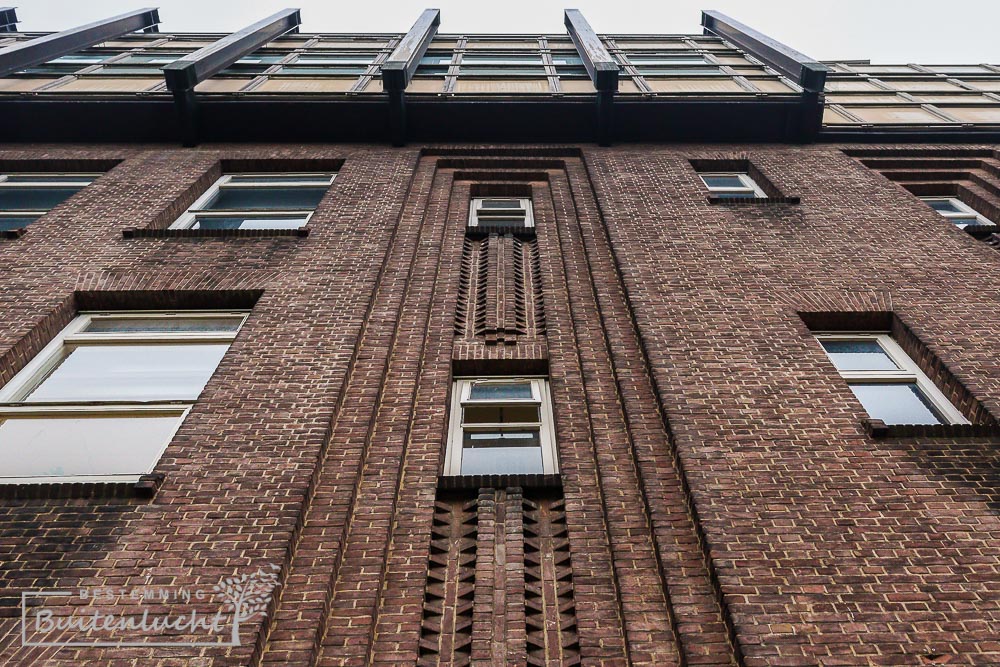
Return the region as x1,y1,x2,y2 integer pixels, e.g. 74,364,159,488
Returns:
438,473,562,490
0,472,164,500
707,195,800,205
122,228,309,239
862,418,1000,439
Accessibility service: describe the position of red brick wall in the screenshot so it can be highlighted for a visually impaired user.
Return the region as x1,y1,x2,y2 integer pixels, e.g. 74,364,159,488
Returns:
0,143,998,666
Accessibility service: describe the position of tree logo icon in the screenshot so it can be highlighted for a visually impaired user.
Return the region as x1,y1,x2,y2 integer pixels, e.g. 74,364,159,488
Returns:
213,564,281,646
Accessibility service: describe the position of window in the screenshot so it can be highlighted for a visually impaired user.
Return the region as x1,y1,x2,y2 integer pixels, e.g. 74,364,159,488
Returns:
171,172,335,230
446,378,558,476
468,198,534,228
0,173,99,231
0,311,247,483
919,196,995,228
21,52,116,75
699,172,766,199
816,333,967,426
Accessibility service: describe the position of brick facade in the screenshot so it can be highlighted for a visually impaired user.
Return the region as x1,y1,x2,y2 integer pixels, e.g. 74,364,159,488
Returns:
1,143,999,666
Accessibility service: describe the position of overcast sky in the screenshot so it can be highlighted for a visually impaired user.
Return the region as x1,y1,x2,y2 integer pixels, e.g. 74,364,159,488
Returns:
13,1,1000,63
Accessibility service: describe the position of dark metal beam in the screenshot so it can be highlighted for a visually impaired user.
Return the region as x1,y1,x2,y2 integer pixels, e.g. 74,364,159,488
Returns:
0,7,17,33
162,8,301,92
564,9,619,92
564,9,619,146
382,8,440,91
701,10,828,92
382,8,441,146
161,8,300,147
0,8,160,77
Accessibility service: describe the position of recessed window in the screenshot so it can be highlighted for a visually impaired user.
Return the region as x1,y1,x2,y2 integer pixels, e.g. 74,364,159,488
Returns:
0,311,247,483
0,173,99,231
445,377,558,476
468,197,534,228
919,196,995,228
171,173,335,230
699,172,766,199
816,333,967,426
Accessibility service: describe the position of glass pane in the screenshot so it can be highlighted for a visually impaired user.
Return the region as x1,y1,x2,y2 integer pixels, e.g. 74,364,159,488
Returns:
0,415,181,478
461,55,544,65
480,199,524,209
85,317,242,334
464,405,540,424
550,55,583,65
926,199,964,213
459,67,548,76
469,382,533,400
4,175,96,183
192,215,308,230
294,55,375,65
203,186,327,210
820,340,899,371
629,56,708,65
26,344,229,402
227,174,334,184
0,186,84,211
701,175,745,188
278,66,369,75
849,383,944,425
419,54,453,65
0,216,38,230
461,430,543,475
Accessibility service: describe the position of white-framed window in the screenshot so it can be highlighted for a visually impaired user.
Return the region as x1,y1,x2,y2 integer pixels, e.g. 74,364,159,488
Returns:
699,172,767,199
170,173,336,230
468,197,534,228
445,377,558,476
0,310,248,484
815,332,968,426
919,197,995,228
0,173,100,231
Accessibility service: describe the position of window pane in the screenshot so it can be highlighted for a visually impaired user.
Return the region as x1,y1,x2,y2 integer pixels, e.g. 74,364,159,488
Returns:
4,175,96,184
464,405,540,424
820,340,899,371
0,216,38,230
926,199,964,213
480,199,524,209
204,186,327,210
0,186,84,211
469,382,533,400
461,430,543,475
193,215,308,230
85,317,242,334
26,344,229,402
701,175,745,188
227,174,334,184
849,383,944,425
0,415,181,478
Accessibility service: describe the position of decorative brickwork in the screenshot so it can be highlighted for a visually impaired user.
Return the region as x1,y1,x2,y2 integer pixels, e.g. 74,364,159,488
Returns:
1,143,999,666
418,496,478,667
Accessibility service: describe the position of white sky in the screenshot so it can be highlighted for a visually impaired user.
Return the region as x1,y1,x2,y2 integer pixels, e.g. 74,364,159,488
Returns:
11,0,1000,63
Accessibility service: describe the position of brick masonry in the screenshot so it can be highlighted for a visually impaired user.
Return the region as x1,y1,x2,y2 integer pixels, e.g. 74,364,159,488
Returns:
0,143,997,666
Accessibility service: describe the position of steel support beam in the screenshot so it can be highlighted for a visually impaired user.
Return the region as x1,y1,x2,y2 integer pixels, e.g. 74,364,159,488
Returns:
701,10,828,91
162,8,301,147
0,8,160,77
564,9,619,146
382,8,441,146
701,10,829,141
0,8,18,33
